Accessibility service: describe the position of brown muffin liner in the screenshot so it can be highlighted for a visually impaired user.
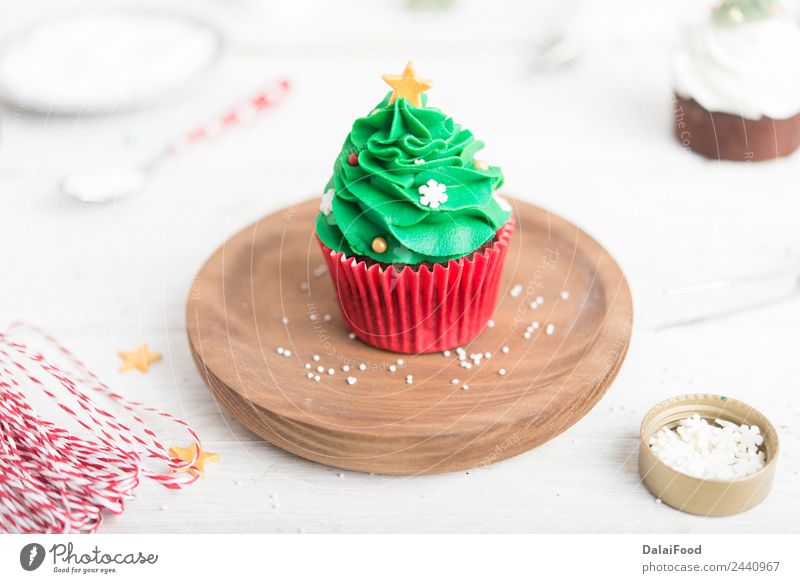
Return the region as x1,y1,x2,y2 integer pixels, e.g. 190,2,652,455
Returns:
674,94,800,162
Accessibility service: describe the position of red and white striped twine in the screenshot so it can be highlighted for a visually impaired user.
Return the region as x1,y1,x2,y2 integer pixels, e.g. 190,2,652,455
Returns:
167,78,291,155
0,322,201,534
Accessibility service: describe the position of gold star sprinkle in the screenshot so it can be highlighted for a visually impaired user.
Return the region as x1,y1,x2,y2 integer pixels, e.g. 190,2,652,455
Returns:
169,443,220,478
382,61,432,107
118,343,161,373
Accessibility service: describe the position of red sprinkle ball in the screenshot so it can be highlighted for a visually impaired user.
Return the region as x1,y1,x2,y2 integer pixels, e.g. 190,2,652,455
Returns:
347,152,359,166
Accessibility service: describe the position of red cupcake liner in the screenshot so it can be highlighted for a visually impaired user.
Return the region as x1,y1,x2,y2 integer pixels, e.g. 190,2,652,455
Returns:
317,217,515,354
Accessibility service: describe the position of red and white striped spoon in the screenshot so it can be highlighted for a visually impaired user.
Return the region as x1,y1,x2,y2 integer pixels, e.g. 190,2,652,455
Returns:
60,78,291,203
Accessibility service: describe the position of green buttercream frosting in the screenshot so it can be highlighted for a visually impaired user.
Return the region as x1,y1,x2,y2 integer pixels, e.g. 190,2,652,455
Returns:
315,92,510,265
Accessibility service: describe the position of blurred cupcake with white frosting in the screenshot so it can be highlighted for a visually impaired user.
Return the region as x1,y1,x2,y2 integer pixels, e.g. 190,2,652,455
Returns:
673,0,800,161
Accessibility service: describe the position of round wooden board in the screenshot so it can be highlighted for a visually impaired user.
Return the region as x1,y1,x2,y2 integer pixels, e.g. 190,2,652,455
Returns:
187,198,633,475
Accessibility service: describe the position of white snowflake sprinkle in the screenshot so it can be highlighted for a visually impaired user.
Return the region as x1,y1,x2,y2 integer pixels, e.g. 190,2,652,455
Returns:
418,179,448,209
320,188,334,216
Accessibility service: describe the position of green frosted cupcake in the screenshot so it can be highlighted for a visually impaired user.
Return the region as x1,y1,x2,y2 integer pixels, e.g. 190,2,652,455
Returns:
315,62,515,353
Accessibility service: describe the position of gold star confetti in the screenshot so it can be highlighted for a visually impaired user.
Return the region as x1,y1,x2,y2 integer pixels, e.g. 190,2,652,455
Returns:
118,343,161,373
169,443,220,478
382,61,432,107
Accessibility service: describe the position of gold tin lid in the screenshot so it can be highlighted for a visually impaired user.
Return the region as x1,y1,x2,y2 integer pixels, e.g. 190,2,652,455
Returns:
639,393,779,517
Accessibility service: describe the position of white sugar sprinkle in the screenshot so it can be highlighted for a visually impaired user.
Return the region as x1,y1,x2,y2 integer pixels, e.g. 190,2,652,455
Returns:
523,332,531,339
498,368,507,376
317,366,324,373
535,296,544,305
300,281,309,291
309,314,318,321
277,347,285,355
312,354,320,362
529,302,538,310
284,350,291,357
443,350,451,357
306,372,314,379
314,375,321,382
359,363,367,371
560,290,570,300
347,376,357,385
281,317,289,325
327,368,335,375
304,363,311,369
323,314,332,322
389,365,397,372
487,319,495,328
545,324,556,335
348,332,356,340
397,358,405,365
532,322,540,330
510,284,523,298
451,378,460,385
406,375,413,384
342,365,350,372
462,384,469,391
485,352,492,359
502,346,510,354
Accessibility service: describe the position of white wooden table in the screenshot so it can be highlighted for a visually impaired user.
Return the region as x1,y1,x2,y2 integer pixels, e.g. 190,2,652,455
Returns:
1,0,798,533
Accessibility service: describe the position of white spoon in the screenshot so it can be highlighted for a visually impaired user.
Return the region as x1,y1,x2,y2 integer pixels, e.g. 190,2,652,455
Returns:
60,79,291,203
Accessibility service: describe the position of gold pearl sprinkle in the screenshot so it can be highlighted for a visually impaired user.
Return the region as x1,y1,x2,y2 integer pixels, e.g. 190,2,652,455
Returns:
371,237,388,254
473,159,489,171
